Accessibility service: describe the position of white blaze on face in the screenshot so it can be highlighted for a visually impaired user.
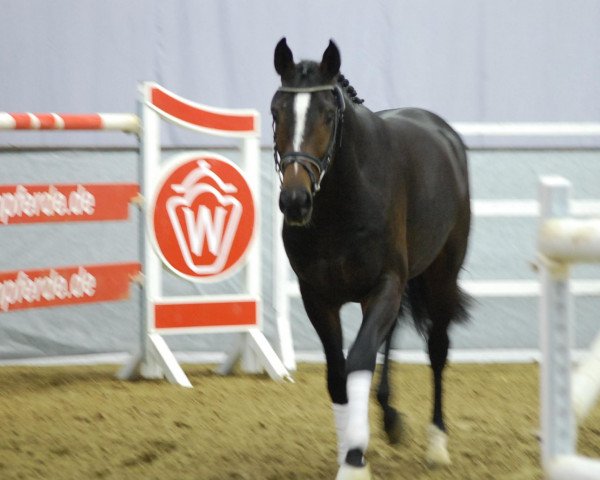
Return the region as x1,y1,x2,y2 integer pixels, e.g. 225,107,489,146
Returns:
293,93,311,151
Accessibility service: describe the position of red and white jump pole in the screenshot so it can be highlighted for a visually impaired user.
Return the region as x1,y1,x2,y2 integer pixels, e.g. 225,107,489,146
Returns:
0,111,142,314
538,176,600,479
0,112,139,132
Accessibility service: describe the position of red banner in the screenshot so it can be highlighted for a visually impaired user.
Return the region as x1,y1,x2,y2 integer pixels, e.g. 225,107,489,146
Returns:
150,84,258,134
154,299,257,330
0,262,140,313
0,183,139,225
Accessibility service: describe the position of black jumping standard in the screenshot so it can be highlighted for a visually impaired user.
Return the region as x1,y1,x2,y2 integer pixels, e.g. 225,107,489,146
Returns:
271,38,471,479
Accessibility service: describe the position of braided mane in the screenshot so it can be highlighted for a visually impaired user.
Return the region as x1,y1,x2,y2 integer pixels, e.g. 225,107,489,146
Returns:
337,73,364,105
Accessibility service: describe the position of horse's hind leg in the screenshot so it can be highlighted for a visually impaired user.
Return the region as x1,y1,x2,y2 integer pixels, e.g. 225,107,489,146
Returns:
426,310,452,467
412,236,469,467
376,319,404,445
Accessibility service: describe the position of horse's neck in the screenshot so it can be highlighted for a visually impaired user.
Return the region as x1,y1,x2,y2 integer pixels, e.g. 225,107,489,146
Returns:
328,105,379,187
312,107,374,225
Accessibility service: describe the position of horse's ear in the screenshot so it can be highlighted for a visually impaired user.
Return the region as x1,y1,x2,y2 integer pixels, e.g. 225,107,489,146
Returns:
320,40,341,80
274,37,295,79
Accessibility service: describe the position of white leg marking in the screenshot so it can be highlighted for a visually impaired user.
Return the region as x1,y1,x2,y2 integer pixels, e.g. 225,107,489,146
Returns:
426,424,451,467
345,370,373,455
293,93,311,151
335,463,373,480
332,403,349,465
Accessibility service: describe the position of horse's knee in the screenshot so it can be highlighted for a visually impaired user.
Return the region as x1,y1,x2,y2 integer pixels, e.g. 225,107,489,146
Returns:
345,351,376,374
345,335,383,373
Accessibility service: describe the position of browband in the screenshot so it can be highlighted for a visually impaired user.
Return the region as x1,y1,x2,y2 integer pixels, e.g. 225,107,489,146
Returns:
277,85,346,112
277,85,337,93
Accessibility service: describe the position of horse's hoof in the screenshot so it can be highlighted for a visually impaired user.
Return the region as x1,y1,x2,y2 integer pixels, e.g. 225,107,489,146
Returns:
335,463,373,480
383,408,406,445
425,424,451,468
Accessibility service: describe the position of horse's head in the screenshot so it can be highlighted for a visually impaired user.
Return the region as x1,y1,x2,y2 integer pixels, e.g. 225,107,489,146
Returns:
271,38,345,226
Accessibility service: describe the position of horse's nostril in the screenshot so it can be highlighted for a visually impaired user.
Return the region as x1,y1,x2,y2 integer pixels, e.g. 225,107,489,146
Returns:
279,188,313,222
278,195,285,213
278,189,291,213
298,189,311,209
280,189,310,210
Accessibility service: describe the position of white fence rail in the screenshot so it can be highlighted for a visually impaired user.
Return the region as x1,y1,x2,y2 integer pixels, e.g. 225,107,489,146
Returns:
454,122,600,137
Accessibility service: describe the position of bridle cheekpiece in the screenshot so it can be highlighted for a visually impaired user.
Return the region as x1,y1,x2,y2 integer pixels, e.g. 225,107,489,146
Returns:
273,84,345,193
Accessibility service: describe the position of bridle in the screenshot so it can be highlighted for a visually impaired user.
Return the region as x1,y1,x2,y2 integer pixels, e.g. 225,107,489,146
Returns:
273,84,346,193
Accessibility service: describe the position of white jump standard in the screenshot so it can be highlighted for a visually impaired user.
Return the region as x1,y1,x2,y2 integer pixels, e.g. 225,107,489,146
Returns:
537,176,600,480
119,82,290,386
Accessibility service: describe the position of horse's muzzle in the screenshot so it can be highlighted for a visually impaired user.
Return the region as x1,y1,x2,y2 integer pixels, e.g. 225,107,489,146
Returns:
279,187,313,226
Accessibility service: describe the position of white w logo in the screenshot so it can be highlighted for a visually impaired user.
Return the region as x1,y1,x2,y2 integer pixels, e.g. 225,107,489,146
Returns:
183,205,227,256
166,160,242,276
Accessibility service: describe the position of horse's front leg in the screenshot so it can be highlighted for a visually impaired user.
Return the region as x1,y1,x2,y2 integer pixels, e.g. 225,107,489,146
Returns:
299,282,349,466
337,274,403,480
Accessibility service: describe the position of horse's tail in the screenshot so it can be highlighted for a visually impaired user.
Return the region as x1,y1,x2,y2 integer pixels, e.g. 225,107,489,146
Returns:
401,278,472,336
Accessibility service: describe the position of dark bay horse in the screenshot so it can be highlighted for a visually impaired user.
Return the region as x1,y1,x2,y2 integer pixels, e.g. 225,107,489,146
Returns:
271,38,471,479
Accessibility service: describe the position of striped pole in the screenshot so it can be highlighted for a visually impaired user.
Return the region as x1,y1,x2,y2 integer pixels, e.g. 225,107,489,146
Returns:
0,112,140,133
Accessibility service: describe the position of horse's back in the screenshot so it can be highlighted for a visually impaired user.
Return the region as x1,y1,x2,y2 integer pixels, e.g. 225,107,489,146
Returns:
377,107,466,164
377,106,469,198
376,107,470,277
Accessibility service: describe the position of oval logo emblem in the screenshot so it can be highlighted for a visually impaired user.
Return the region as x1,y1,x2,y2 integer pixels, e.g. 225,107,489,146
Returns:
149,152,256,282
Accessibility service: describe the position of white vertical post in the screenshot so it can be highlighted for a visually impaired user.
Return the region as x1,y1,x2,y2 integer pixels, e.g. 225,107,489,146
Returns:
274,180,297,371
117,82,165,382
573,330,600,423
139,82,165,379
242,136,261,312
240,135,263,374
120,82,192,385
539,176,577,468
216,136,290,380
